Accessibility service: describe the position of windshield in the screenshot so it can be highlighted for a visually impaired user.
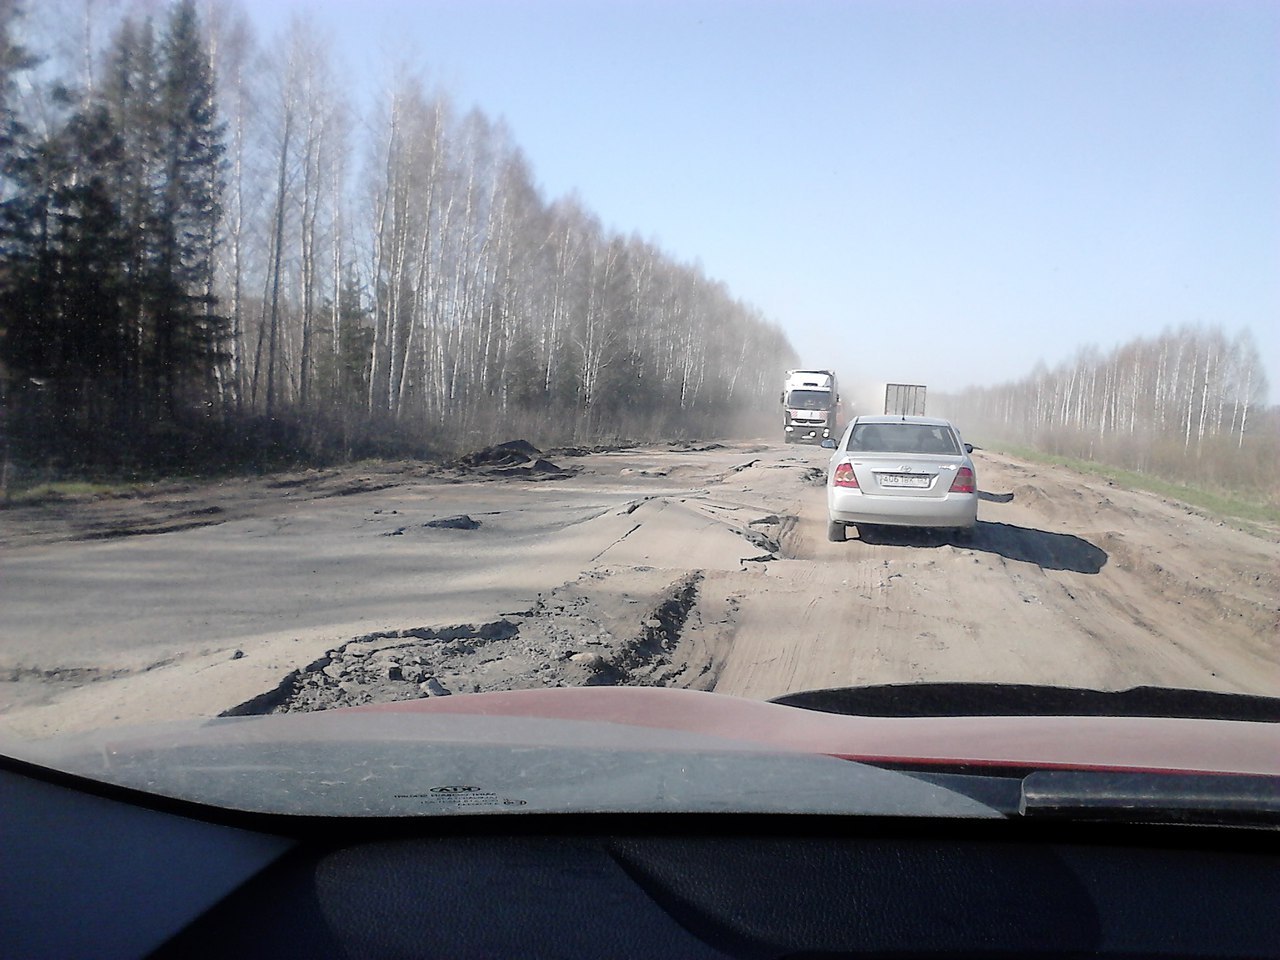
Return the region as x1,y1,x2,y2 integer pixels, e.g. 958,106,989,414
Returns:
846,422,962,456
787,390,833,410
1,0,1277,819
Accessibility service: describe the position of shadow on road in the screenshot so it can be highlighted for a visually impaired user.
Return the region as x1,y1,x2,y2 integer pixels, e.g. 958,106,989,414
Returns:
979,490,1015,503
857,520,1107,575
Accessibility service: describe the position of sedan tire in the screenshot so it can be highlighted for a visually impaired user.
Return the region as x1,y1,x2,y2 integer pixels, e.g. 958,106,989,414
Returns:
827,520,846,542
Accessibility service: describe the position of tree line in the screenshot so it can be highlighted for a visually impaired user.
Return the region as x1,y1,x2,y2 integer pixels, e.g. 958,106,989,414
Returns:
937,325,1276,502
0,0,796,477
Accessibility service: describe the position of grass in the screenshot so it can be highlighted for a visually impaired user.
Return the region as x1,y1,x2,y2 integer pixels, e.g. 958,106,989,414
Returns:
0,454,420,507
981,442,1280,533
1,479,153,505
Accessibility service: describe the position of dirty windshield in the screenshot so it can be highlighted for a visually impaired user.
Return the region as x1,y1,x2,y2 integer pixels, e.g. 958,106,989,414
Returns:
0,0,1277,808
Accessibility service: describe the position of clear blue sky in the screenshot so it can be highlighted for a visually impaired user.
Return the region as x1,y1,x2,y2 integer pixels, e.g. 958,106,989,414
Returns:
249,0,1278,406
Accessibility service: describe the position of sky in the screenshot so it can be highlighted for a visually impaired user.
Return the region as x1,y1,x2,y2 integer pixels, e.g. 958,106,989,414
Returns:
248,0,1278,407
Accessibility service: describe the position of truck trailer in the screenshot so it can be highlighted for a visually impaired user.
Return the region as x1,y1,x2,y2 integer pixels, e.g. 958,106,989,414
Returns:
781,369,841,443
883,383,927,416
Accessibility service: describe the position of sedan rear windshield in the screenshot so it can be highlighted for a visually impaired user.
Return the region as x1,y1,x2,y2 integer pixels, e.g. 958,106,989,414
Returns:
846,423,961,455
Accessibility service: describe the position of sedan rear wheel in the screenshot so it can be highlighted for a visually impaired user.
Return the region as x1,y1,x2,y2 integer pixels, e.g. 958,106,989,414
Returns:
827,520,846,542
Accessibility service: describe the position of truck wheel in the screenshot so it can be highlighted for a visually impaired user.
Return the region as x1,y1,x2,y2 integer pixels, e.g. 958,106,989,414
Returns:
784,434,794,444
827,520,846,542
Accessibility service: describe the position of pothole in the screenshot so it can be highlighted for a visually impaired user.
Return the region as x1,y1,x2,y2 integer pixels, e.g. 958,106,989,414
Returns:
222,571,714,715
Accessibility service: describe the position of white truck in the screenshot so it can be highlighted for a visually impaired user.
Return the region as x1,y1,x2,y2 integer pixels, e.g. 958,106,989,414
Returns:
883,383,927,416
781,369,842,444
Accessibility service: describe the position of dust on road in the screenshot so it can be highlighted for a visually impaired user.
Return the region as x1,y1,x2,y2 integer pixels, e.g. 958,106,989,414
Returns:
2,440,1276,738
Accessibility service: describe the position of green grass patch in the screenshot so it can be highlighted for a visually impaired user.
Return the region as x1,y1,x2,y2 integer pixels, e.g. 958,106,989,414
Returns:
981,442,1280,531
2,479,150,505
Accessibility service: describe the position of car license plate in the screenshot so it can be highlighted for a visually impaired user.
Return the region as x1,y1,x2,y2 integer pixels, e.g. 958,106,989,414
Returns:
880,473,930,488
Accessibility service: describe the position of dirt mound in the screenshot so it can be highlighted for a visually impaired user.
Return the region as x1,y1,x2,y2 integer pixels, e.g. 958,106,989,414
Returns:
545,442,638,458
457,439,542,467
1012,482,1051,505
668,441,726,452
449,440,575,482
423,515,481,530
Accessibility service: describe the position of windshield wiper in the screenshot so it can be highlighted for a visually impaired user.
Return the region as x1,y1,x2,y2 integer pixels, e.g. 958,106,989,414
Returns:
1019,770,1280,827
907,768,1280,826
771,683,1280,723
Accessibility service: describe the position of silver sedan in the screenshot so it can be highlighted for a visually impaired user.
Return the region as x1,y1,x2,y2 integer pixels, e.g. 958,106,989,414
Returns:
826,416,978,542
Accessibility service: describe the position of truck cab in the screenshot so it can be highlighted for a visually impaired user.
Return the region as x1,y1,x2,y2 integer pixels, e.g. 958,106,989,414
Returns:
782,369,841,443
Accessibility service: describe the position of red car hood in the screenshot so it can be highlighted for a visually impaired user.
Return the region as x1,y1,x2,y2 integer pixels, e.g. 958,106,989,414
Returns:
5,686,1277,819
353,686,1280,776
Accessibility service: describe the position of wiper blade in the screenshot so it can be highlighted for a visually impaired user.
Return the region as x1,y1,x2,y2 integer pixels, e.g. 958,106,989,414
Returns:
772,683,1280,723
1020,770,1280,826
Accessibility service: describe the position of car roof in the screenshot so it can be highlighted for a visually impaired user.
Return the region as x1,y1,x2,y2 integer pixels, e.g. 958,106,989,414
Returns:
853,415,955,427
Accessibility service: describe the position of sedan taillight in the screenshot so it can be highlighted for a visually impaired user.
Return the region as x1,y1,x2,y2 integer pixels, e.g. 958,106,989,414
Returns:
949,466,976,494
833,462,859,488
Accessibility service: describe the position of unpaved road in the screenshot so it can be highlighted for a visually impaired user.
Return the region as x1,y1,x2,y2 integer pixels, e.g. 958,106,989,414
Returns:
2,441,1277,739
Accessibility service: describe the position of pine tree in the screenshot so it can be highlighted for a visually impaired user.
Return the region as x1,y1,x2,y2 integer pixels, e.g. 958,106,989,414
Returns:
0,0,39,262
1,85,133,462
99,15,162,423
1,1,56,456
152,0,225,418
2,0,231,471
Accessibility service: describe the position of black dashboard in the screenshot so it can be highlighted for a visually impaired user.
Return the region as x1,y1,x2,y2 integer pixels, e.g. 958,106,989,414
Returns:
3,760,1278,959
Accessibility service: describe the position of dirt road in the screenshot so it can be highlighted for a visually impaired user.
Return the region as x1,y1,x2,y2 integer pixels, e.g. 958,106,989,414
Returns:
2,441,1277,738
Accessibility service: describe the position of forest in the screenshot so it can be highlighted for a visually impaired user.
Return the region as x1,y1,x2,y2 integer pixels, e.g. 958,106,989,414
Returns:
938,325,1277,504
0,0,797,479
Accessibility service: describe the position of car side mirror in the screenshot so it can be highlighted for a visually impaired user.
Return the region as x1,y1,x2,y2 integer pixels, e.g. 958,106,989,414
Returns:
964,443,973,454
821,438,837,449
